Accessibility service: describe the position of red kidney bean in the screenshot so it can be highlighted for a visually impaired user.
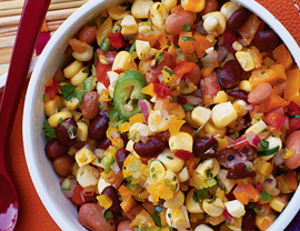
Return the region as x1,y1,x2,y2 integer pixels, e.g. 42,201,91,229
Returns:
193,136,218,158
242,208,256,231
227,90,248,101
133,136,167,158
165,10,194,35
120,132,129,143
97,137,111,150
228,8,250,31
157,130,171,141
89,114,109,141
117,220,134,231
124,204,144,220
226,162,256,179
101,186,121,213
81,91,100,120
45,139,69,158
78,203,116,231
199,0,220,16
115,148,130,169
56,118,78,147
248,82,272,104
254,30,279,51
78,24,98,45
53,155,74,177
241,144,257,161
214,147,242,168
145,51,175,84
218,60,242,89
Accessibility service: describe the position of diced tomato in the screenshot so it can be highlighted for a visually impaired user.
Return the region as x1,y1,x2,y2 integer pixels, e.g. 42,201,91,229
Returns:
44,78,59,101
287,101,300,116
173,61,196,77
232,136,249,147
289,117,300,133
107,32,125,49
153,83,172,100
263,111,287,131
71,185,95,205
175,150,194,160
222,29,237,53
96,51,118,88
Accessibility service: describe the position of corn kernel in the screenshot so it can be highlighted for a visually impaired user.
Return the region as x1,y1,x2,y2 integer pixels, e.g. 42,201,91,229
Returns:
77,121,88,142
204,120,227,137
239,80,252,91
232,41,243,51
191,106,212,127
269,196,288,212
181,0,205,12
169,132,193,152
236,51,255,72
225,200,245,218
214,91,228,104
75,147,96,167
136,40,157,60
121,15,139,35
211,102,238,128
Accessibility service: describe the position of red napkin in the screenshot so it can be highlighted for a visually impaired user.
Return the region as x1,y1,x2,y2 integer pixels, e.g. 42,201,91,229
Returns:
1,1,299,230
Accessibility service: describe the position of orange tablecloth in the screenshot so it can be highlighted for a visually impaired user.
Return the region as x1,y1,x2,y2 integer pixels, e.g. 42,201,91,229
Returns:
1,0,300,230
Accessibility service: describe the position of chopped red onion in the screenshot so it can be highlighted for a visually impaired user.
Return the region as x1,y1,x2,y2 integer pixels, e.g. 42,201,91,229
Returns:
82,187,95,197
139,99,152,123
273,149,285,166
160,109,169,118
256,182,262,192
223,209,233,222
61,180,78,198
110,161,121,175
242,104,254,111
111,130,120,140
246,131,260,148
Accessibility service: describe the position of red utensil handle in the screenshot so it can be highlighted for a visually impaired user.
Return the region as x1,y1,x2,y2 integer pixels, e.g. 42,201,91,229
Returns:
0,0,51,172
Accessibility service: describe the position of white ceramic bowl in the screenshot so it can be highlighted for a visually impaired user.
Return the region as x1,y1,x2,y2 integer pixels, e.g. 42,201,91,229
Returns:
23,0,300,230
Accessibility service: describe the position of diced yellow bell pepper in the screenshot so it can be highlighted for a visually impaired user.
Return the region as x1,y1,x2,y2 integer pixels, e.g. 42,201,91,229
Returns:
97,194,113,210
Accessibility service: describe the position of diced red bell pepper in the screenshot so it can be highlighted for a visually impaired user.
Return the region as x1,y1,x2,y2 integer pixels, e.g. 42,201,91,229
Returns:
289,117,300,133
263,111,287,131
71,185,95,205
232,136,249,147
153,83,172,100
175,150,194,160
173,61,196,77
222,29,237,54
44,78,59,101
287,101,300,116
107,32,125,49
96,51,118,88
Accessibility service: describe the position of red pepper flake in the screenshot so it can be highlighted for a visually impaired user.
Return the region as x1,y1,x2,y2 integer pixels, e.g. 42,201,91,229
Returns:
107,32,125,49
175,150,194,160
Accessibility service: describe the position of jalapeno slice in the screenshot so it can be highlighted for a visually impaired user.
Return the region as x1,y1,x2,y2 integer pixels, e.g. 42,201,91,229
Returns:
113,70,147,121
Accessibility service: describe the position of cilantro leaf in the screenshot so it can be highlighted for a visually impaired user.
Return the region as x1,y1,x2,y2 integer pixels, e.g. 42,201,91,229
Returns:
74,90,83,102
260,191,273,201
59,84,78,101
104,210,112,222
197,188,208,200
182,24,191,32
42,120,57,140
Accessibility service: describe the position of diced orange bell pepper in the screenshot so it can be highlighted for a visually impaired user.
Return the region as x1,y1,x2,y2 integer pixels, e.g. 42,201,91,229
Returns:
167,103,186,120
160,207,168,226
158,33,169,49
249,69,280,87
272,43,293,70
142,201,156,214
260,90,290,113
285,171,298,191
168,41,176,58
239,14,261,44
263,56,275,67
233,183,261,205
260,219,273,231
137,30,161,47
129,113,145,125
194,33,212,58
284,68,300,106
171,4,183,14
141,83,155,97
169,118,186,136
187,158,198,177
178,32,195,54
270,64,287,80
173,61,197,77
249,46,262,68
119,185,132,201
201,58,219,77
44,77,54,87
53,67,65,82
69,38,90,52
121,197,137,213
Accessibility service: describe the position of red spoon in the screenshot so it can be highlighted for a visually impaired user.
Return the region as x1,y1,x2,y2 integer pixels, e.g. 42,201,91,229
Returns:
0,0,51,230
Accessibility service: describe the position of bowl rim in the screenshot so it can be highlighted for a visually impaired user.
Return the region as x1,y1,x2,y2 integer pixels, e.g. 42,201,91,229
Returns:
23,0,300,230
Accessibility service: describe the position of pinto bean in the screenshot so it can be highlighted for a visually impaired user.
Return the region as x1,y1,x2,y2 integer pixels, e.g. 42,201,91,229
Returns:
45,139,69,158
285,130,300,169
133,136,167,158
248,82,272,104
165,10,194,35
115,148,130,169
97,137,111,149
101,186,121,213
78,203,116,231
117,220,134,231
88,114,109,141
185,64,201,86
53,155,74,177
56,118,78,147
78,24,97,45
199,0,220,16
82,91,100,120
124,204,144,220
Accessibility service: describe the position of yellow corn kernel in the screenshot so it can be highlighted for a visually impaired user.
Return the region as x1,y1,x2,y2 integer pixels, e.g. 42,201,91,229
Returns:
169,132,193,152
215,137,228,151
255,212,276,231
138,60,152,75
131,0,153,19
44,95,62,117
217,169,236,194
70,67,89,85
75,147,96,168
97,194,113,210
77,121,88,142
202,198,225,217
119,122,130,133
204,120,227,137
121,15,139,35
239,80,252,91
157,149,184,173
166,206,190,230
283,148,295,159
245,120,268,134
211,102,238,128
76,165,100,188
202,12,226,34
161,0,177,11
63,60,83,79
220,2,240,20
148,110,162,132
107,5,130,20
233,99,248,116
150,2,168,28
195,158,220,180
236,51,255,72
72,46,94,62
164,190,185,209
48,111,72,127
112,51,136,72
232,41,243,51
64,97,81,111
150,160,166,183
135,40,157,60
214,91,228,104
269,196,288,212
191,106,212,127
178,166,189,182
